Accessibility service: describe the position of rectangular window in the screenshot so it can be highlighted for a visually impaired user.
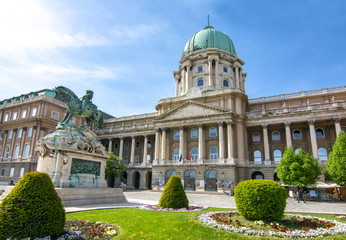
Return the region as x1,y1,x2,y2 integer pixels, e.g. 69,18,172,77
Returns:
9,167,14,177
31,107,37,116
4,114,9,122
51,111,60,121
21,109,27,118
197,66,203,72
223,66,228,73
17,129,23,138
0,132,3,140
8,130,13,140
12,112,18,120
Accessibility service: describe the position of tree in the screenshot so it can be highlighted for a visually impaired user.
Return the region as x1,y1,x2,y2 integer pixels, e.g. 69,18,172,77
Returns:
326,132,346,187
276,147,322,188
159,176,189,209
105,152,128,187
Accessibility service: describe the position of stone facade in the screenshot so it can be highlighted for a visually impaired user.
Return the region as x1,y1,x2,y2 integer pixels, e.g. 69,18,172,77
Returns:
97,25,346,192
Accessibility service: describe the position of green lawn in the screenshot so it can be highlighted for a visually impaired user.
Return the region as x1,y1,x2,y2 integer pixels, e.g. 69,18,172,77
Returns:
66,208,346,240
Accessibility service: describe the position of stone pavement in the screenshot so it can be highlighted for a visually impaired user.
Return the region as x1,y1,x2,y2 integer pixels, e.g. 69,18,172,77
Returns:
64,190,346,215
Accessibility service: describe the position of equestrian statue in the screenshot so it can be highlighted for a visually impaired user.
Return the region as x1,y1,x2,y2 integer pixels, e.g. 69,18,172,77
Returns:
53,86,103,130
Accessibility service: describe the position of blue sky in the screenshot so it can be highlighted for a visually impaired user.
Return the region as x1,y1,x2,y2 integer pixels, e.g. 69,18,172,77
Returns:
0,0,345,117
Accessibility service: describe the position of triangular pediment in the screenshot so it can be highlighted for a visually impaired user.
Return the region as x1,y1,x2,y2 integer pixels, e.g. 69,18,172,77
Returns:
156,101,230,121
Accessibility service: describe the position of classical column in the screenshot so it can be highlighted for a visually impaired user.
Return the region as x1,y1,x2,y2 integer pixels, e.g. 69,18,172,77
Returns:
108,138,113,152
130,136,136,164
1,131,8,161
29,126,38,158
236,122,246,164
154,128,160,161
218,122,225,160
284,121,292,147
215,59,219,86
198,124,204,161
208,59,213,86
186,62,191,90
174,73,180,96
234,62,240,89
262,124,270,162
308,120,319,159
179,126,185,159
142,135,148,166
161,127,166,160
9,129,17,160
334,118,342,136
226,121,234,161
119,137,124,159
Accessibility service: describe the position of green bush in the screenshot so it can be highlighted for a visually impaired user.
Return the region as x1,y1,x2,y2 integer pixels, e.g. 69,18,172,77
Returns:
234,179,287,221
0,171,66,239
158,175,189,209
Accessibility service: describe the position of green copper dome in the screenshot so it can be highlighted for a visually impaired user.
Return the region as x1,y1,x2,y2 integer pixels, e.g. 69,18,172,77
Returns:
182,25,237,58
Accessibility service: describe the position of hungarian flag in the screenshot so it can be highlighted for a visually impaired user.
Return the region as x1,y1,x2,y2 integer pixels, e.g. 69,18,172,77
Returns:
188,153,192,161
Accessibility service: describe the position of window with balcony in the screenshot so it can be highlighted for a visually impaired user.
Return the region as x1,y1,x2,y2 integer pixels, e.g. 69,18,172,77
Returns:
209,146,218,160
190,147,198,160
254,150,262,163
318,148,328,161
173,148,180,161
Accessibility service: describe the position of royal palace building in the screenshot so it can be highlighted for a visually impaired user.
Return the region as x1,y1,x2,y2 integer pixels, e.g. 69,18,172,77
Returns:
1,24,346,191
98,24,346,191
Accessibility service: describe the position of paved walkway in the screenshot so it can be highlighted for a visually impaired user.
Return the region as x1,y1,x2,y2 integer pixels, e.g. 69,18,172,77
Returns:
65,190,346,215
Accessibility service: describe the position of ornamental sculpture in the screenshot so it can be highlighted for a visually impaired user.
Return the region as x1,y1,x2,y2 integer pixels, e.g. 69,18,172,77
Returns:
53,86,103,130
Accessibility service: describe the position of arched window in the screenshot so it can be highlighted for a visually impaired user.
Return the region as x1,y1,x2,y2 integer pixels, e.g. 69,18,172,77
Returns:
272,131,281,141
252,132,260,142
13,145,20,159
147,141,152,148
173,148,180,161
293,129,302,139
197,79,204,87
124,142,129,149
114,143,119,149
273,149,282,162
222,79,230,88
0,168,5,176
254,150,262,163
23,144,30,159
136,141,140,149
209,127,217,137
316,128,325,138
190,147,198,160
173,130,180,140
146,154,151,163
165,170,177,183
9,167,14,177
318,148,328,161
205,170,217,179
209,146,218,160
190,129,198,138
4,146,10,159
8,130,13,140
251,171,264,179
27,127,33,138
274,173,280,181
197,66,203,72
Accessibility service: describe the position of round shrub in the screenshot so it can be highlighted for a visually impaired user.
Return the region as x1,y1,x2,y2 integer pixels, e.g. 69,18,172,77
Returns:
234,179,287,221
159,175,189,209
0,171,66,239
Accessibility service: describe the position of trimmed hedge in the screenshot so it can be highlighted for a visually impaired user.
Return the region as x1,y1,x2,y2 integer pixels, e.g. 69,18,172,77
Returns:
0,171,66,239
234,179,287,221
159,175,189,209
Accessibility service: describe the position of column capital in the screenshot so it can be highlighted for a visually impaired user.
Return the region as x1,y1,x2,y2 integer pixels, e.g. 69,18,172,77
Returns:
261,123,268,129
308,119,315,125
143,134,148,138
217,121,224,127
333,117,341,123
284,121,291,127
179,125,185,130
131,135,136,139
155,127,160,132
226,120,233,126
161,127,166,131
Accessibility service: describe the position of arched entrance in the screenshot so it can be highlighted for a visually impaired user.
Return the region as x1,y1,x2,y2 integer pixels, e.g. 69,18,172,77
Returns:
121,171,128,185
147,171,152,190
205,170,217,191
134,171,140,189
165,170,176,184
251,171,264,179
184,170,196,191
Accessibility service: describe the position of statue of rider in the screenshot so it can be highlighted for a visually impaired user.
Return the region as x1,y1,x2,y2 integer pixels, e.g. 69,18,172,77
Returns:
81,90,94,111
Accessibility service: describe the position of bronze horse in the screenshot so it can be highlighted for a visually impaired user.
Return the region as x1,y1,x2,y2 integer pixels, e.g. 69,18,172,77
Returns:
53,86,103,130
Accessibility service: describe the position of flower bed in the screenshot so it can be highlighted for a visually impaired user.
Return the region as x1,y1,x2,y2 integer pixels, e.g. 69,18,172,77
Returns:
4,220,118,240
198,211,346,238
138,205,207,212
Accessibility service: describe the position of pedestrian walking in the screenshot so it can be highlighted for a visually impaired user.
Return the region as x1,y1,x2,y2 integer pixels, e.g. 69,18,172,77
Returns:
298,189,305,203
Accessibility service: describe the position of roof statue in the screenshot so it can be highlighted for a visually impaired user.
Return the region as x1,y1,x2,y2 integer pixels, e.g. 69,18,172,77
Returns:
53,86,103,130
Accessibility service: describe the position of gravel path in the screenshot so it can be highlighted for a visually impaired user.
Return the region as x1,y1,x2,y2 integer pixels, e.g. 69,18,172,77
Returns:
123,190,346,215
